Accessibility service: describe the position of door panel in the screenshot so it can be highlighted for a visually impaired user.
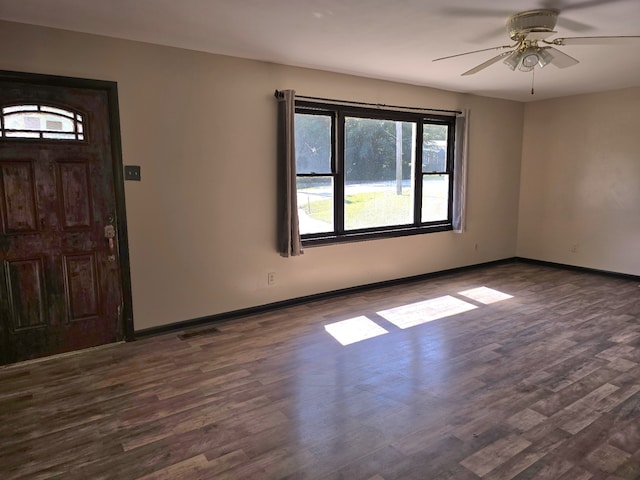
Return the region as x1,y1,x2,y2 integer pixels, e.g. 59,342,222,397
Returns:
0,77,126,364
63,253,100,321
1,161,38,232
58,161,93,229
6,257,47,329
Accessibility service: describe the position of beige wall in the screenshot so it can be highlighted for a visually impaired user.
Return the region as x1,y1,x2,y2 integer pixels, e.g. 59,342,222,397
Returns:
518,88,640,276
1,21,524,330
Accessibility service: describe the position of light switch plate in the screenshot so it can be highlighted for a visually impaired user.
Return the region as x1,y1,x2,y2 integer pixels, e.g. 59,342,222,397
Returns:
124,165,141,181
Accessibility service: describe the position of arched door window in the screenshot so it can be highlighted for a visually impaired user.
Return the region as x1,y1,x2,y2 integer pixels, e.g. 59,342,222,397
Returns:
1,104,85,140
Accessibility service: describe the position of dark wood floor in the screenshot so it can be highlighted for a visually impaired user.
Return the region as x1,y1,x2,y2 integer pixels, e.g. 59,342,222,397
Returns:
2,261,640,479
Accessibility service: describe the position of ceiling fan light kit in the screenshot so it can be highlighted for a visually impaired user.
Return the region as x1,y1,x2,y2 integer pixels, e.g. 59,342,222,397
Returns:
536,48,554,67
503,51,523,70
519,52,539,72
505,45,554,72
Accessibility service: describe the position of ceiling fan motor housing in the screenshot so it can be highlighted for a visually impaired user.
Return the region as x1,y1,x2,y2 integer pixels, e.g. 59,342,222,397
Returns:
507,9,559,41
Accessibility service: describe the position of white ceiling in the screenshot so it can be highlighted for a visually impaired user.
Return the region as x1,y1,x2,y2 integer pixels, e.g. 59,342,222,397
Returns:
1,0,639,102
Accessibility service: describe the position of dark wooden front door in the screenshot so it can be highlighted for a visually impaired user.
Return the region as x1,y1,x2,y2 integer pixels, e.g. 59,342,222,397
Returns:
0,74,128,364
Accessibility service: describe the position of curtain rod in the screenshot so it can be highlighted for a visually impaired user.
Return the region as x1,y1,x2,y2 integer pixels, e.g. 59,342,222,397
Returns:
274,90,461,115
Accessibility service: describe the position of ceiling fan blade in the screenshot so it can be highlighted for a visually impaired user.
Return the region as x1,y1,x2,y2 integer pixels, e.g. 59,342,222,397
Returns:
549,36,640,46
461,52,513,76
545,47,580,68
433,45,515,62
470,27,508,44
438,7,512,18
442,1,626,17
556,17,593,33
545,0,628,12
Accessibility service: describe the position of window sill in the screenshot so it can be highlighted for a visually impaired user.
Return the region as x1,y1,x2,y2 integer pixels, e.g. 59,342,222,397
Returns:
302,224,453,247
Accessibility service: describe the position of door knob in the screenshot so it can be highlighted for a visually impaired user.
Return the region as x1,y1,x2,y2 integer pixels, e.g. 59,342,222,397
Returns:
104,224,116,262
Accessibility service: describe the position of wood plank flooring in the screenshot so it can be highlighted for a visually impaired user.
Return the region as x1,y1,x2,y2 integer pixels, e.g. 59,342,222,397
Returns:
1,261,640,479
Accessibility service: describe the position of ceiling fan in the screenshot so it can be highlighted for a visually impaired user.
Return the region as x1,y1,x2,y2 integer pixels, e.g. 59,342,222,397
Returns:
433,9,640,76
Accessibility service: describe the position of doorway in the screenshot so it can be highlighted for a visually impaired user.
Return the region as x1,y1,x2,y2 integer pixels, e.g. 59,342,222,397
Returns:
0,71,133,365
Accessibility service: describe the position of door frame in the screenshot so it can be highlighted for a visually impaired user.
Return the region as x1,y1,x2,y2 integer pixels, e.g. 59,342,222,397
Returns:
0,69,134,342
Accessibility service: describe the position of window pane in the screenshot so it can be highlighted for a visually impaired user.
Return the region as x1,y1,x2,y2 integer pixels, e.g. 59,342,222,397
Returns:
6,131,39,138
344,118,415,230
423,124,448,173
43,133,77,139
422,174,449,222
3,105,37,114
1,105,84,141
297,176,334,235
295,113,331,174
4,112,75,132
41,106,75,118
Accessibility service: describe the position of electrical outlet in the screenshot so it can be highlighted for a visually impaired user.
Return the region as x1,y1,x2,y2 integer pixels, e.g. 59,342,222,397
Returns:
267,272,276,286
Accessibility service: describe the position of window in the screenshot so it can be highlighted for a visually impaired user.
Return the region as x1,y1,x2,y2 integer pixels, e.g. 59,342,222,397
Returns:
295,101,456,244
1,104,85,141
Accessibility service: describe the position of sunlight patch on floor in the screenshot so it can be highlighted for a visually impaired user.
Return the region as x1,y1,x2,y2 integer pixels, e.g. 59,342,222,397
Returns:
458,286,513,304
324,316,389,345
377,295,478,330
324,286,515,345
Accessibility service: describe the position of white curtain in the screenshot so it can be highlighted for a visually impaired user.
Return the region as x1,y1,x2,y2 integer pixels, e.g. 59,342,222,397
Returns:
452,109,470,233
276,90,303,257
